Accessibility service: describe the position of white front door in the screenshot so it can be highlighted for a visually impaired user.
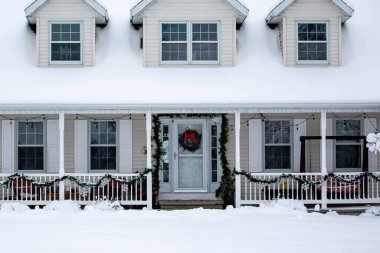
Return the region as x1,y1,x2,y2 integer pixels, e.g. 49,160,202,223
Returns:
173,120,207,192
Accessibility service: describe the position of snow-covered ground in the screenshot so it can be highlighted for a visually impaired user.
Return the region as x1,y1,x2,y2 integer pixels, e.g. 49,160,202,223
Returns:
0,200,379,253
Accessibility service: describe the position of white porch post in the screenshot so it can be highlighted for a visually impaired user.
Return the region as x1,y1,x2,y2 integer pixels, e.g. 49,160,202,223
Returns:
146,112,153,210
320,111,327,209
59,113,65,201
235,112,241,208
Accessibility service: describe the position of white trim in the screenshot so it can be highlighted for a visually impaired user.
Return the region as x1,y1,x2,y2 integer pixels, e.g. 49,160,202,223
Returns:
49,22,83,65
296,21,329,65
266,0,354,24
159,21,220,65
25,0,108,23
131,0,248,22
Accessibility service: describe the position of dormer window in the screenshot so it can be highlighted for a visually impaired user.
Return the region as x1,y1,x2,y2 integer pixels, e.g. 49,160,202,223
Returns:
161,22,219,64
51,23,81,63
297,23,328,63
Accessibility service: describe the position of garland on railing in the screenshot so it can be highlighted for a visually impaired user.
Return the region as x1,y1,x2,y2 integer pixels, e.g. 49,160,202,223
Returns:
0,169,152,190
234,170,380,187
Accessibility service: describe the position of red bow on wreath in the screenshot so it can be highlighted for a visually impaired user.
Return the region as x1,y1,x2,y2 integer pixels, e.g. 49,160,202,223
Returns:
184,131,199,145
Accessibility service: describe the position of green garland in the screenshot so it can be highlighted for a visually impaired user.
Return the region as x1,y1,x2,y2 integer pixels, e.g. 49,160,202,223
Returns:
0,169,152,189
234,169,380,186
216,115,235,206
152,115,162,195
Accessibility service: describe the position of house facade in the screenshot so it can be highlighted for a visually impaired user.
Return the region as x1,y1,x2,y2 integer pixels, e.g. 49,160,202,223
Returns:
0,0,379,210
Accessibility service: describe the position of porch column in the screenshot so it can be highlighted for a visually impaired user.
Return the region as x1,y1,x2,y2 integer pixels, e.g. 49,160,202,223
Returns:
235,112,241,208
146,112,153,210
59,113,65,201
320,111,327,209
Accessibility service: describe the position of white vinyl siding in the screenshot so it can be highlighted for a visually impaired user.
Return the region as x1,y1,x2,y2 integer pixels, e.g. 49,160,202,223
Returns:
33,0,100,67
139,0,237,67
280,0,344,66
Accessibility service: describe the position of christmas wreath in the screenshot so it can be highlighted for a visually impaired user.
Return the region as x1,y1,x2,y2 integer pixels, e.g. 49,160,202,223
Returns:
179,129,202,152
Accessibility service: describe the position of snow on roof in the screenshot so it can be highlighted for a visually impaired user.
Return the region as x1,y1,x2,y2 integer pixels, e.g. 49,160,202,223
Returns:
266,0,354,24
131,0,249,24
0,0,379,109
25,0,109,24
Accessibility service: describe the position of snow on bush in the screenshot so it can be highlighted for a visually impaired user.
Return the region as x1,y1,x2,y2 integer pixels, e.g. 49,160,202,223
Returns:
366,133,380,154
0,203,30,212
84,200,122,212
360,206,380,217
43,201,81,212
259,199,307,213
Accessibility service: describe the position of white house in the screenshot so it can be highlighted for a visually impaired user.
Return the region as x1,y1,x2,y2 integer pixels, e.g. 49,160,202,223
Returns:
0,0,379,210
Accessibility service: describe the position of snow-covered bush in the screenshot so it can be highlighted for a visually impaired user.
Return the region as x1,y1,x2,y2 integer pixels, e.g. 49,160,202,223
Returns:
43,201,81,212
360,206,380,217
84,200,122,212
366,133,380,154
0,203,30,212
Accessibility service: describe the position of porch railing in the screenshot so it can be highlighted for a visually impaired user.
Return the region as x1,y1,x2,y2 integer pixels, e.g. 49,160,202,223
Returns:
240,172,380,206
0,173,149,206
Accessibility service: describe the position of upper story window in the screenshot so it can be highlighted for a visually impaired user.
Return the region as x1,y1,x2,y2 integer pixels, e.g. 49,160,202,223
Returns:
50,23,81,63
297,23,328,63
335,119,362,170
161,22,219,64
90,121,117,171
17,121,44,171
264,120,291,170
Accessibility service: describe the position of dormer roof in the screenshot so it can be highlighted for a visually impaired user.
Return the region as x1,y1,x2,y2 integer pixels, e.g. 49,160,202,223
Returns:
25,0,109,24
266,0,354,25
130,0,249,25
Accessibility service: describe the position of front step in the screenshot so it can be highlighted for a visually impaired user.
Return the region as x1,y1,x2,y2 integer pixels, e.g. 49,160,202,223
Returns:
159,200,224,210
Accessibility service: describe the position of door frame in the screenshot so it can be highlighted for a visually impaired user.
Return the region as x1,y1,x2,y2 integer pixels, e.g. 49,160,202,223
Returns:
172,119,208,193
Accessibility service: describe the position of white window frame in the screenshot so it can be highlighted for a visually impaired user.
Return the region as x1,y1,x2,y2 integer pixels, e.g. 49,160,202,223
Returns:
296,21,329,65
334,119,363,172
16,120,46,173
263,119,293,173
89,120,118,172
49,22,83,65
160,21,220,65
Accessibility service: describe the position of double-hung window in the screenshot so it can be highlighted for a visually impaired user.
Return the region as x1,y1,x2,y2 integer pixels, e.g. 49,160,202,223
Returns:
90,121,117,171
161,22,219,64
264,120,291,170
50,23,81,63
17,121,44,171
335,120,362,170
297,22,328,63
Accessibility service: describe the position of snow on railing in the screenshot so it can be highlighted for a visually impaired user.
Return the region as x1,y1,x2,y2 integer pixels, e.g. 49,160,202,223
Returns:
0,174,60,205
0,173,149,206
64,173,148,205
240,172,380,206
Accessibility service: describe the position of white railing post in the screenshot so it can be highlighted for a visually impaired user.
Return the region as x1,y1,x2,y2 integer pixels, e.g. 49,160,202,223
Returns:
146,112,153,210
235,112,241,208
320,111,327,209
59,113,65,201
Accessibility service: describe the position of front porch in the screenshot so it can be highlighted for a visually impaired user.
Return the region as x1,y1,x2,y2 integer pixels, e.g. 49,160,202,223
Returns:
0,108,379,210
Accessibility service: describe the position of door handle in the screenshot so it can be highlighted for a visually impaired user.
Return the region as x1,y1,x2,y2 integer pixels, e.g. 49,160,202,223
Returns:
174,152,177,160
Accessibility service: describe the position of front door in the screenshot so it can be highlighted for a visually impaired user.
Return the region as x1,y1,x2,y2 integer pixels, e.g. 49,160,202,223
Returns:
173,120,207,192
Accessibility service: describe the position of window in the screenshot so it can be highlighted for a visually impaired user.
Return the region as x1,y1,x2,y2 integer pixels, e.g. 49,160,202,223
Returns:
90,121,117,171
335,120,362,169
211,125,218,182
162,125,170,183
17,121,44,171
192,24,218,62
51,23,81,63
297,23,327,62
161,22,218,64
264,120,291,170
